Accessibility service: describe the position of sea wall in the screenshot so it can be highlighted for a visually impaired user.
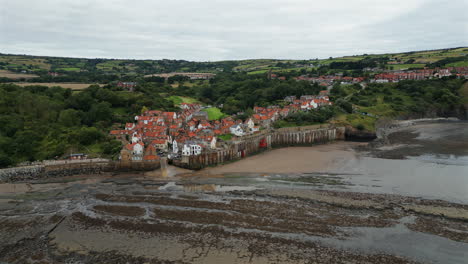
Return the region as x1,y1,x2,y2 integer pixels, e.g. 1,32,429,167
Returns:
0,160,160,183
174,127,345,170
0,166,45,182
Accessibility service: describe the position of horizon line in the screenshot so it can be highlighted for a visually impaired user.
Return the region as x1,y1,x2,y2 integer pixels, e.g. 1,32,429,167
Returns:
1,46,467,63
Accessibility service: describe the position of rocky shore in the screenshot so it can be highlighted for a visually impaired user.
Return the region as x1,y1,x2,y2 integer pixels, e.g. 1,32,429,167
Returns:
1,121,467,264
1,172,467,264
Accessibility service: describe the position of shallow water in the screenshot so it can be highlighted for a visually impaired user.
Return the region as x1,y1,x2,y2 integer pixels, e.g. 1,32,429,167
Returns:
331,122,468,203
203,122,468,204
330,155,468,203
324,216,468,264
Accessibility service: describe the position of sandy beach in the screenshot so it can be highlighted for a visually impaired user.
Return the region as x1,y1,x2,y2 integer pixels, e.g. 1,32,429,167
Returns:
203,142,361,174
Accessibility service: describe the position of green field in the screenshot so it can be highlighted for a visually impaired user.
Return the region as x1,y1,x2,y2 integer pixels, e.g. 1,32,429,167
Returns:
334,113,377,131
202,107,226,120
247,69,270,75
0,47,466,77
389,64,426,70
170,80,208,88
57,67,81,72
218,134,233,141
167,96,200,105
446,60,468,67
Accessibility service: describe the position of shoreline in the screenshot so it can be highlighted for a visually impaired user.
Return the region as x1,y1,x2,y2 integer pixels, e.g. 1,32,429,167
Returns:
1,172,467,264
201,141,362,174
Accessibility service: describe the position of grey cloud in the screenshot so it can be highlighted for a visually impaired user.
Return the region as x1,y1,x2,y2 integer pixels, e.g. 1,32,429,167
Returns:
0,0,466,61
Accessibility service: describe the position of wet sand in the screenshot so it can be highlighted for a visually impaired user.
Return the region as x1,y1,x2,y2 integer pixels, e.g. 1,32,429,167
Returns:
204,142,361,174
1,122,468,264
1,176,467,264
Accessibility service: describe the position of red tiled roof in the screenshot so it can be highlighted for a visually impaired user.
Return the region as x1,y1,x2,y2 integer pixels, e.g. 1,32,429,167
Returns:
152,139,166,144
143,155,158,161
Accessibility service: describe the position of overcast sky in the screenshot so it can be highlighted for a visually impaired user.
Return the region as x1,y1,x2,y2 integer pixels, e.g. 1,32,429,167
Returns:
0,0,467,61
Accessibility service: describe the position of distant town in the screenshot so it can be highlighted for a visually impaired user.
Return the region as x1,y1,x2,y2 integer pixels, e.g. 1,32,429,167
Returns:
292,66,468,87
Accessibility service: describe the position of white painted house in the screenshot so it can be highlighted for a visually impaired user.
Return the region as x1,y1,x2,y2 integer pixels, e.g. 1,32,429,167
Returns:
132,142,144,161
244,118,255,129
230,125,244,137
182,143,202,156
125,123,135,130
131,133,141,143
210,137,217,149
190,144,202,155
172,140,178,153
182,144,191,156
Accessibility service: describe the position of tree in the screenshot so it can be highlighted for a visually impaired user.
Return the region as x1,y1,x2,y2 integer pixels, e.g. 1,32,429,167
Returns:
76,127,104,145
141,106,149,115
87,102,113,124
58,109,81,127
335,99,353,113
0,151,12,167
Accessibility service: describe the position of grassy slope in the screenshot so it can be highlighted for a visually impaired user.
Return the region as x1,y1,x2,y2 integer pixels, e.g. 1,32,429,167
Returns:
167,96,200,105
390,63,426,70
446,61,468,67
202,107,226,120
218,134,233,141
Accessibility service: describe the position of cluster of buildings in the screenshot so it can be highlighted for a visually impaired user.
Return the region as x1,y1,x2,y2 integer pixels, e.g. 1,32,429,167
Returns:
295,75,364,86
109,102,255,161
372,67,468,83
116,81,138,91
253,93,333,127
109,93,333,161
291,67,468,86
48,72,60,77
144,72,215,80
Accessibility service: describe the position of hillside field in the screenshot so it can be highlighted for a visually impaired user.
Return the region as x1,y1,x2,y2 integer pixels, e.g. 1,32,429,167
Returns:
12,82,102,90
202,107,226,120
0,70,39,79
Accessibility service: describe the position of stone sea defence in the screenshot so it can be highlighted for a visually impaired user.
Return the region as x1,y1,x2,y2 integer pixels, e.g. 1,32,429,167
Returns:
0,160,161,183
174,126,345,170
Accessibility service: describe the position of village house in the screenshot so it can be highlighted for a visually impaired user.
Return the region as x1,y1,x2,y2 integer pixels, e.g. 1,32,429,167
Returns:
48,72,60,77
210,136,217,149
284,96,296,102
125,123,135,130
172,140,179,153
117,82,137,91
193,111,209,120
142,144,159,162
182,142,203,156
230,124,245,137
123,142,144,161
68,153,87,160
131,133,142,143
146,72,215,80
152,139,168,151
244,118,255,130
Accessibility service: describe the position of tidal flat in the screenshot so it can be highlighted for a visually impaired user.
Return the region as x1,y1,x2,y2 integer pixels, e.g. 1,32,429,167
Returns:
1,122,467,264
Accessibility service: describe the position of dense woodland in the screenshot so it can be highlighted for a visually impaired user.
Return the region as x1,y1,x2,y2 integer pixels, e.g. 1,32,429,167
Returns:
0,83,176,167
